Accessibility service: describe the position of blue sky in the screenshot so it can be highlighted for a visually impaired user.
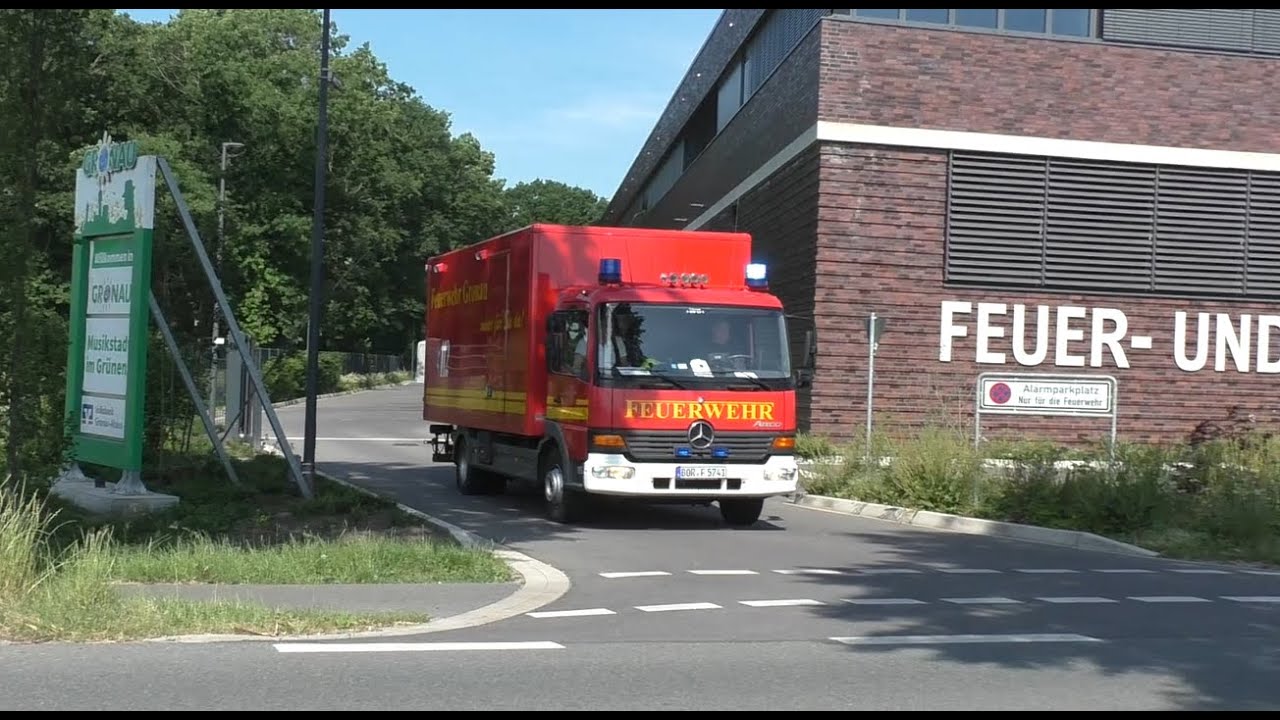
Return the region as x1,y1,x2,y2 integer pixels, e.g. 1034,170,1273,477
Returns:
119,9,722,201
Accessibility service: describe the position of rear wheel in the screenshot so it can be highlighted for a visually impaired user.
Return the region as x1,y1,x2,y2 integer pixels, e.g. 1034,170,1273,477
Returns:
454,437,503,495
719,497,764,527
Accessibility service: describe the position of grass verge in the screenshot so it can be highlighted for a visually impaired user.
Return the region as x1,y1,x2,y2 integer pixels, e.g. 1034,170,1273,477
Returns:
1,448,513,643
797,427,1280,567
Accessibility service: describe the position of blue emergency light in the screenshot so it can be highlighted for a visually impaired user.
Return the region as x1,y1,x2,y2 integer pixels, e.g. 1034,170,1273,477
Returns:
598,258,623,284
745,263,768,290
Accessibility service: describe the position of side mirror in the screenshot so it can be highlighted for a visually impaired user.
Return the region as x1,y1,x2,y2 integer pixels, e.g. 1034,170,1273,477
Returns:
794,368,813,390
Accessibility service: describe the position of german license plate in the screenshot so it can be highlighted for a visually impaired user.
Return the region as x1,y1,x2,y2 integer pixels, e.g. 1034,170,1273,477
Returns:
675,465,727,479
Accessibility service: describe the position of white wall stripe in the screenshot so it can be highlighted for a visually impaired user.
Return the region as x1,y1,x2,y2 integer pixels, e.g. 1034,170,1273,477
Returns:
685,120,1280,231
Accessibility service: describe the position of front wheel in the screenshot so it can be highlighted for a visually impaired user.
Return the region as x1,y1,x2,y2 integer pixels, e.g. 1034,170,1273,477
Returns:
541,449,586,524
720,497,764,527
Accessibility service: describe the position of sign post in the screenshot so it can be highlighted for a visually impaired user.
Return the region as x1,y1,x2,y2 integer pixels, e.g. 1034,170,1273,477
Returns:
61,132,156,492
974,373,1119,458
866,313,887,458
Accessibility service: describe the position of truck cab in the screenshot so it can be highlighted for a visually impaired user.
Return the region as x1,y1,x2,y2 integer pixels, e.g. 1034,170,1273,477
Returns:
537,259,810,526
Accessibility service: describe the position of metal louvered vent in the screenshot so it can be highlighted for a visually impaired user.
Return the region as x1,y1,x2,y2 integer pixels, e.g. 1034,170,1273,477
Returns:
945,151,1280,299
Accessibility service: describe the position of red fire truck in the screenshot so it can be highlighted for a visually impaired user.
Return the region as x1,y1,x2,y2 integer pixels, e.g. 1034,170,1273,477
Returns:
422,223,812,526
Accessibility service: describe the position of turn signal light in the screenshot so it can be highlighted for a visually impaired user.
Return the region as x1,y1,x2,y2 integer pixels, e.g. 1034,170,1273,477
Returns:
591,433,627,450
771,436,796,451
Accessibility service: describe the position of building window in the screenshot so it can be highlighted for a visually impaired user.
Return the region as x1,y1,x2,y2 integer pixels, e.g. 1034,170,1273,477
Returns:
944,151,1280,300
848,9,1096,38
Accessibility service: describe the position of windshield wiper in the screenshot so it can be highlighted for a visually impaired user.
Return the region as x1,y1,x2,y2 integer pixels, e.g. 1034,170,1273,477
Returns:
613,367,688,390
720,373,771,391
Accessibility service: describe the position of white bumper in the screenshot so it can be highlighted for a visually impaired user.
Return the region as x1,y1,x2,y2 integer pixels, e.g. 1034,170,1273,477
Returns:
581,452,799,497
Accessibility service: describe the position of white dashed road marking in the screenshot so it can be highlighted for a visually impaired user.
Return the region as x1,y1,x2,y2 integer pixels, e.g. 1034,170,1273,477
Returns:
830,633,1103,646
943,597,1023,605
1037,596,1118,604
1222,596,1280,603
1129,596,1212,603
689,569,758,576
739,598,825,607
938,568,1001,574
527,608,616,619
635,602,722,613
773,568,844,575
599,571,671,579
1017,568,1079,574
842,598,928,605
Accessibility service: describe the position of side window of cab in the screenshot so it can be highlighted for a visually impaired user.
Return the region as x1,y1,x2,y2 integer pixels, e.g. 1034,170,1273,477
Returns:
546,309,589,380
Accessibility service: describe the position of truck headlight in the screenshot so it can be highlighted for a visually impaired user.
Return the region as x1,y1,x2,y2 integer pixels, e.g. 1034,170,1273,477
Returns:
591,465,635,480
764,467,797,482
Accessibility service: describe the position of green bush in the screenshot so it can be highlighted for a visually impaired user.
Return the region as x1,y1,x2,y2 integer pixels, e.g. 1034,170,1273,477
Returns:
797,425,1280,565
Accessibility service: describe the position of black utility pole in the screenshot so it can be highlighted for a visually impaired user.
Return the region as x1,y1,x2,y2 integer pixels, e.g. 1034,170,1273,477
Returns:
303,7,331,483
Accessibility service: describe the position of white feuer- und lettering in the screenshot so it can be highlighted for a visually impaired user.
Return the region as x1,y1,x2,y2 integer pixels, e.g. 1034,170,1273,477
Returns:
939,301,1280,373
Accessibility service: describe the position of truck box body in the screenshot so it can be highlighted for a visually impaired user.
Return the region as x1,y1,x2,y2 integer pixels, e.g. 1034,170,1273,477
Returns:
423,223,806,526
424,223,761,437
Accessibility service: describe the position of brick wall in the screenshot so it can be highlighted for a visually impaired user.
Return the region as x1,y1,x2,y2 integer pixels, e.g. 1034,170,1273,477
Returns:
703,145,823,429
811,142,1280,448
817,17,1280,153
618,16,823,231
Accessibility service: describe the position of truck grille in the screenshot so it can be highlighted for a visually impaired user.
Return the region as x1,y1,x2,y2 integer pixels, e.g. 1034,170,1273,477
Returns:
620,431,776,464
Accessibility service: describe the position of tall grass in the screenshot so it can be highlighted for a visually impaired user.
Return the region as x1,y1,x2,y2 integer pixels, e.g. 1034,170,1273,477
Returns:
798,428,1280,565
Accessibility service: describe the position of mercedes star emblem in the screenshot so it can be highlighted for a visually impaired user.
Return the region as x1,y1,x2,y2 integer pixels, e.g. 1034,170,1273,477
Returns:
687,420,715,450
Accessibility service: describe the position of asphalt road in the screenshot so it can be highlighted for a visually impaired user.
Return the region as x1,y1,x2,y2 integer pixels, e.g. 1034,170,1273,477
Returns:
5,384,1277,711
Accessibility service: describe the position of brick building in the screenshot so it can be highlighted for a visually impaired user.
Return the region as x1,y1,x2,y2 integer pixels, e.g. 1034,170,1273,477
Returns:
602,9,1280,448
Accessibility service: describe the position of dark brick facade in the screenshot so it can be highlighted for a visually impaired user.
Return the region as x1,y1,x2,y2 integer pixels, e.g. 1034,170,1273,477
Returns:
817,17,1280,153
610,13,1280,447
810,142,1280,447
803,18,1280,447
602,12,821,230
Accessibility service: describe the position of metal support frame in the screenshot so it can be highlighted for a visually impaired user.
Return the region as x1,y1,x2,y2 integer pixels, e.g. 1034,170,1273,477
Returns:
149,292,241,487
157,156,314,499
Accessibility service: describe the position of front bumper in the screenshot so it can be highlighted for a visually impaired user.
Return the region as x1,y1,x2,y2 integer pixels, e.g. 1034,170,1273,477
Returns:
581,452,799,497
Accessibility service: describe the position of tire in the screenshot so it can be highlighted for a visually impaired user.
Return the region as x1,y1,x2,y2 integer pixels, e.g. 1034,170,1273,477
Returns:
540,447,585,524
455,437,503,495
719,497,764,527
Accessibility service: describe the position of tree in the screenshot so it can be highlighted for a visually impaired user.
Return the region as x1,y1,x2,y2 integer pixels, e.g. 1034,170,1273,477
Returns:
501,178,609,230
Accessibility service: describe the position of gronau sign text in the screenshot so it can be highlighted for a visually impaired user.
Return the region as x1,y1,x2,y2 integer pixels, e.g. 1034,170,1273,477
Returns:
939,301,1280,373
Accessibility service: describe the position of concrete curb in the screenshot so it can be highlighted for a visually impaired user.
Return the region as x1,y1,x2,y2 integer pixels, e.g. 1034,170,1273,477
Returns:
139,462,571,644
789,493,1162,558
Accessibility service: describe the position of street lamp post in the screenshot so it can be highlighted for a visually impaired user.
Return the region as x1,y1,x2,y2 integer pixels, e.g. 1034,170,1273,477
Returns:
302,8,331,483
211,140,245,423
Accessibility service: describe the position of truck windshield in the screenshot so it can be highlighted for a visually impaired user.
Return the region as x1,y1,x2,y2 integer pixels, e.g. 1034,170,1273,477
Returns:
596,302,792,389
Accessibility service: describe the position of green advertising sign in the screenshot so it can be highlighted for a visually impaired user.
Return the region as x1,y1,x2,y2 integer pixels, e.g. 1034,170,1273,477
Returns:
64,132,156,472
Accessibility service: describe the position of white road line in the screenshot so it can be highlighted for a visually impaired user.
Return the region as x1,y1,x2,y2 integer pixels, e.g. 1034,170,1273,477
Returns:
860,568,922,575
938,568,1001,574
1170,568,1231,574
1016,568,1078,574
1244,570,1280,576
689,569,758,576
842,598,928,605
599,571,671,579
1222,596,1280,603
635,602,722,613
943,596,1023,605
739,598,825,607
773,568,845,575
1037,596,1118,604
274,641,565,653
830,633,1103,646
1129,596,1211,603
1093,568,1156,574
526,608,616,619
